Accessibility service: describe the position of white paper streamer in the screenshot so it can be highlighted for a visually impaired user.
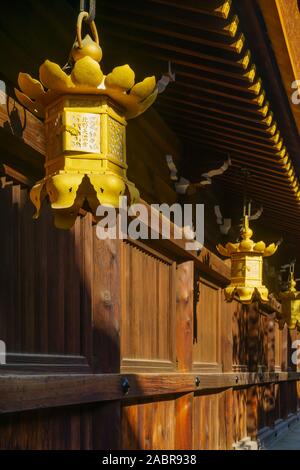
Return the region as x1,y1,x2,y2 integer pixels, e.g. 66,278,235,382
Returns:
166,155,178,181
175,177,191,195
157,62,176,94
249,206,263,221
0,80,6,105
214,206,223,225
214,205,232,235
201,157,231,185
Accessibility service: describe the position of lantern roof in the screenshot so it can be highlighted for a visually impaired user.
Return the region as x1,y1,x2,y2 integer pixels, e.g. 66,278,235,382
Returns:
15,12,160,120
217,215,278,258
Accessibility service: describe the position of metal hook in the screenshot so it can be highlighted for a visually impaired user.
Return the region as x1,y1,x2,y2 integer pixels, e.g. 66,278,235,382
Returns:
240,168,251,217
80,0,96,23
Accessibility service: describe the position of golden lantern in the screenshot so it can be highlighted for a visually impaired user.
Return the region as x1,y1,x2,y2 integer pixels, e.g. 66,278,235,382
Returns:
216,215,278,304
15,11,167,229
277,269,300,330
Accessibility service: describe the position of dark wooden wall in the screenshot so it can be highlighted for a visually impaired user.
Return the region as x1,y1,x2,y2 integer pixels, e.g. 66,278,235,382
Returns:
0,180,299,449
0,0,300,450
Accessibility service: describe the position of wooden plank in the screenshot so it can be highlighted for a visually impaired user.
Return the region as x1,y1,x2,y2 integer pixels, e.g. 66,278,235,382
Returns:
1,372,300,415
224,389,234,449
174,261,193,449
121,241,176,372
247,386,258,439
92,237,122,373
175,393,193,449
0,81,44,178
92,402,121,450
0,406,86,450
0,164,32,187
193,392,220,449
193,278,222,372
122,398,175,450
176,262,194,371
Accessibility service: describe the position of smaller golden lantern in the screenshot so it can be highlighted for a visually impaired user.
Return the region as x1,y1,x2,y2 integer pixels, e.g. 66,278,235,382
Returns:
216,214,278,304
15,10,170,229
278,268,300,330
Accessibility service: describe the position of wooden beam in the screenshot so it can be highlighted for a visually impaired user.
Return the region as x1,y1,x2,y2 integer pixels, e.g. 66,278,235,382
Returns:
139,200,231,285
0,164,33,187
0,80,44,179
258,0,300,135
1,371,300,415
102,1,240,38
148,0,233,19
101,15,247,59
92,238,122,373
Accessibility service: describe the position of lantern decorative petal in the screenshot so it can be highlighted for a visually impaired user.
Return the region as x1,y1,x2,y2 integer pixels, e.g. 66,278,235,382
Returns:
216,244,229,257
45,174,84,209
236,287,254,304
89,174,126,208
239,239,254,251
104,87,158,120
224,286,237,302
105,65,135,91
14,89,44,118
39,60,75,91
130,76,156,100
256,286,269,302
131,89,159,119
30,180,48,218
71,56,104,88
263,243,278,257
18,73,45,100
225,242,238,255
253,241,266,252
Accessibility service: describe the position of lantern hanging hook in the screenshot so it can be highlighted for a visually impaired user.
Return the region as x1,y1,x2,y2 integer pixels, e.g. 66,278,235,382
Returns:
80,0,96,23
291,261,296,275
77,11,99,48
240,168,252,218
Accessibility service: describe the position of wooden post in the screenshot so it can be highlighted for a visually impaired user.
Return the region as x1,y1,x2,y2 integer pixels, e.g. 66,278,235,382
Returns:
175,261,194,449
92,236,122,374
92,233,122,449
176,261,194,371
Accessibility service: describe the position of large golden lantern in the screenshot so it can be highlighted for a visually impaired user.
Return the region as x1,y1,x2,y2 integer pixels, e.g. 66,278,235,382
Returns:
15,10,168,229
277,269,300,330
216,215,278,304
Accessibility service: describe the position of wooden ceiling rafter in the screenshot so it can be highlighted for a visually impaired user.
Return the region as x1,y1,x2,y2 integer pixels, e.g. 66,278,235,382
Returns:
148,0,233,19
101,1,240,38
97,0,300,227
